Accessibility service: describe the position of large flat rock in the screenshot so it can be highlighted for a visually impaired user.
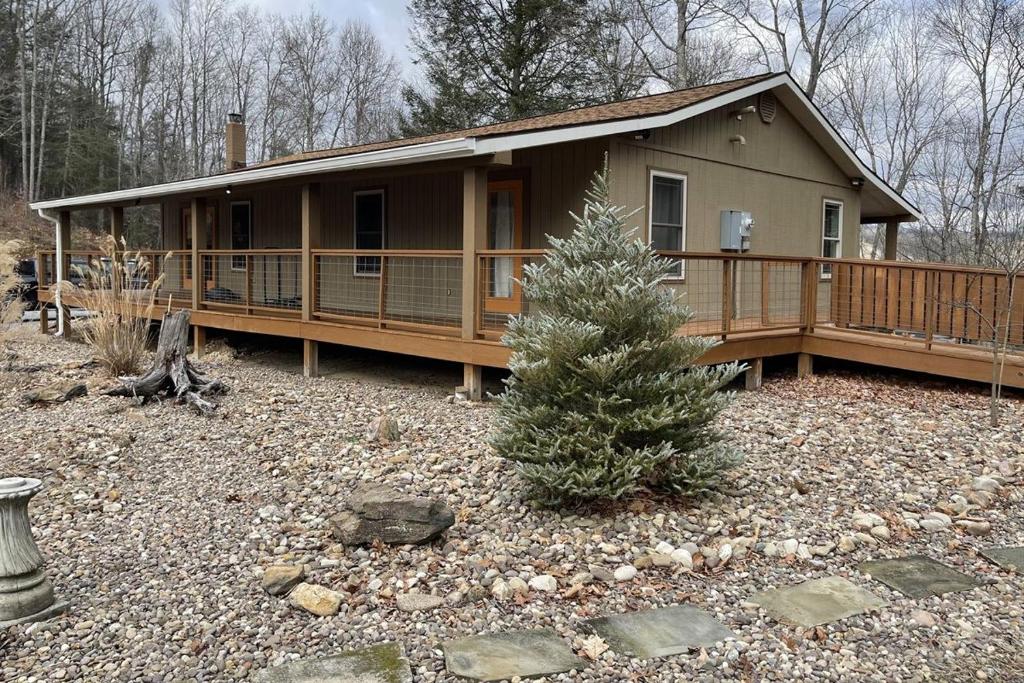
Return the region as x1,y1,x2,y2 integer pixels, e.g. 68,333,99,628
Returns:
442,628,584,681
859,555,981,599
752,576,887,628
583,605,734,658
259,642,412,683
981,547,1024,573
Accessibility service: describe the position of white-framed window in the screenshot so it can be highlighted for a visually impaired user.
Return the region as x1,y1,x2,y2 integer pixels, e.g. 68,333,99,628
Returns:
354,189,385,276
821,199,843,279
648,171,686,279
229,201,252,271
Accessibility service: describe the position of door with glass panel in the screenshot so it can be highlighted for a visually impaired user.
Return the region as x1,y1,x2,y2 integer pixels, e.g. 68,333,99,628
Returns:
484,180,524,314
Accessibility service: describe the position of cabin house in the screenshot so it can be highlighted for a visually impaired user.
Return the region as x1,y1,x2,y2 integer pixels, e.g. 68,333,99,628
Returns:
30,72,1024,394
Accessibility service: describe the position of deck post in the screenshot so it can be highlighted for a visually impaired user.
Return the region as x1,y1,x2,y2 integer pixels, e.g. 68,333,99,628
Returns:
797,352,813,378
884,219,899,261
190,197,206,311
303,339,319,378
301,183,321,377
461,166,487,399
463,363,483,402
110,206,124,293
192,324,206,359
55,210,71,336
745,357,764,390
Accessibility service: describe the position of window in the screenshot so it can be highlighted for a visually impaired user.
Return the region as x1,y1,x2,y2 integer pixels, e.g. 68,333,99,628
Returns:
821,200,843,279
230,201,251,271
354,189,385,276
649,171,686,278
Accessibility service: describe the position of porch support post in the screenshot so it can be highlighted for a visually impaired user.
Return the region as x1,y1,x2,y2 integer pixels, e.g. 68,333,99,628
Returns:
301,182,321,378
884,219,899,261
461,166,487,401
745,357,764,390
55,210,71,336
110,206,124,293
190,198,206,357
797,352,813,379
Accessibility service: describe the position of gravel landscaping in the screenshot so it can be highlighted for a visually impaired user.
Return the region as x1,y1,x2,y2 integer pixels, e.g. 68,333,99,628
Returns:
1,328,1023,682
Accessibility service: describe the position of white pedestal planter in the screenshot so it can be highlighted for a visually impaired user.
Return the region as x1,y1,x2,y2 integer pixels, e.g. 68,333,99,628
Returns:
0,477,66,627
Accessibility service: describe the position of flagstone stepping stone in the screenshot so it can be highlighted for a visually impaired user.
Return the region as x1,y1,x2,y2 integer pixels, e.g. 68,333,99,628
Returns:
442,628,584,681
859,555,981,599
981,546,1024,572
259,642,412,682
751,576,887,628
582,606,734,658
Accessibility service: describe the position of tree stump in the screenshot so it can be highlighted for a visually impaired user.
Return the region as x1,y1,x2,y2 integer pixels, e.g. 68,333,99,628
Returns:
105,310,226,414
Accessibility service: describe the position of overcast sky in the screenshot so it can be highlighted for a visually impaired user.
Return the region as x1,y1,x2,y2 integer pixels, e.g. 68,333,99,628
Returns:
247,0,414,68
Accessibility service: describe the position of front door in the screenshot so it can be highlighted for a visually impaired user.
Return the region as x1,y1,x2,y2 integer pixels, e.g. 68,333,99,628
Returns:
181,205,217,291
484,179,524,314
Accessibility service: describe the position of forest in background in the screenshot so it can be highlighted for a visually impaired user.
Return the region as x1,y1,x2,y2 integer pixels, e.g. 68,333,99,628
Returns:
0,0,1021,262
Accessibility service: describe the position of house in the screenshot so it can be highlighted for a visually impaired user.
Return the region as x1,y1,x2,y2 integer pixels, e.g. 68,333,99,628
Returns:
30,73,1024,394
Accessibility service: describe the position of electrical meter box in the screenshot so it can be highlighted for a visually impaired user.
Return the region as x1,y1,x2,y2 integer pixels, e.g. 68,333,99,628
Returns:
720,210,754,251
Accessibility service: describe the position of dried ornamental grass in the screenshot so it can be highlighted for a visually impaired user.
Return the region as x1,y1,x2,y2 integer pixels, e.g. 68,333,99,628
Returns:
59,237,169,376
0,239,27,349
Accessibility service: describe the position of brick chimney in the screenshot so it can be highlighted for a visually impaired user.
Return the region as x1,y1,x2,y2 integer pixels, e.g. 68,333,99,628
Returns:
225,113,246,171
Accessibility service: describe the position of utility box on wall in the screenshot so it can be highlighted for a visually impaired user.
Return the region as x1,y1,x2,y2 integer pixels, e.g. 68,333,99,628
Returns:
721,210,754,251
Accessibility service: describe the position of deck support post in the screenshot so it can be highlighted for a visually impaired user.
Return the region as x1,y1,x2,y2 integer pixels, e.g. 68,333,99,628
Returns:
55,210,71,336
745,357,764,390
301,182,322,377
463,363,483,401
39,303,49,335
459,166,487,399
192,325,206,359
110,206,124,293
797,352,813,379
303,339,319,378
884,219,899,261
190,197,206,311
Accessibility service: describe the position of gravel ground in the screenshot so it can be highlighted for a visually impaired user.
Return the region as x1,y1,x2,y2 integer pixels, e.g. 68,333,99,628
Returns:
1,328,1022,682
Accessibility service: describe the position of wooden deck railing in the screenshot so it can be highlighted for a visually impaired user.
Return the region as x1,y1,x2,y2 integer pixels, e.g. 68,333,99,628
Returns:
36,248,1024,358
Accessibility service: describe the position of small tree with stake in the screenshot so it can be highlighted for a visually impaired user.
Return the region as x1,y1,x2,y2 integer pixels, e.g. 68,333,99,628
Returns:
492,160,744,508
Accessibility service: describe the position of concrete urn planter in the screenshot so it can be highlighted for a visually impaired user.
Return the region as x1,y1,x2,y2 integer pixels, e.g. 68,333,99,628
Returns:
0,477,66,627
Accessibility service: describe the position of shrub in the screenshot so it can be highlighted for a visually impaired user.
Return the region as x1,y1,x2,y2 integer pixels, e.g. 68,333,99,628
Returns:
60,238,167,376
491,161,743,507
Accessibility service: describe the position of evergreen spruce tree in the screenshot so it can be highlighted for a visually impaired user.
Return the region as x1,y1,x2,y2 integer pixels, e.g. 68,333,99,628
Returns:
492,160,744,507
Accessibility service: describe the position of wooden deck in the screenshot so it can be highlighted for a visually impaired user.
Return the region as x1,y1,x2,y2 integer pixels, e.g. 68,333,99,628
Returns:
37,249,1024,389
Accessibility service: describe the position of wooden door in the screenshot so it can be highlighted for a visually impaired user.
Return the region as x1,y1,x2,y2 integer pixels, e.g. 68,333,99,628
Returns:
181,205,217,291
484,179,524,314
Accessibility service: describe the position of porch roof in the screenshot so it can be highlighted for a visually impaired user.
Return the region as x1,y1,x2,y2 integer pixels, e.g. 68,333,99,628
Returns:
30,73,919,223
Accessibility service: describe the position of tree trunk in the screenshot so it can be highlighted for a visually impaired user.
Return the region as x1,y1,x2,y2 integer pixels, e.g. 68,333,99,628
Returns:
105,310,226,414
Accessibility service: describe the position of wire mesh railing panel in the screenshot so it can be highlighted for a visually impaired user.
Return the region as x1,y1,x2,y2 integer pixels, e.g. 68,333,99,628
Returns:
200,255,244,306
730,259,805,331
669,257,725,336
382,256,462,329
152,251,193,304
250,253,302,312
477,254,541,334
314,254,381,322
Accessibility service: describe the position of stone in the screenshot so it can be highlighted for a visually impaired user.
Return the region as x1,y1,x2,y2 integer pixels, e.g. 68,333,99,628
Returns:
910,610,937,628
23,382,86,405
366,414,401,443
259,642,412,683
837,536,857,554
859,556,982,599
971,476,1001,493
583,606,735,659
852,512,885,530
670,548,693,569
0,477,67,628
330,484,455,546
442,628,584,681
870,526,891,541
650,552,673,567
490,579,512,602
529,575,557,592
289,583,343,617
508,577,529,596
718,544,733,563
655,541,675,555
614,565,637,582
588,564,614,583
981,547,1024,572
396,593,444,613
781,539,799,556
262,565,304,597
919,519,948,533
956,520,992,536
751,576,887,628
569,572,593,586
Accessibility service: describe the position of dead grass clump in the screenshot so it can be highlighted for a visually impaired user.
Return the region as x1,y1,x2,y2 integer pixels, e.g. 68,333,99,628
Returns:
59,237,168,376
0,240,27,352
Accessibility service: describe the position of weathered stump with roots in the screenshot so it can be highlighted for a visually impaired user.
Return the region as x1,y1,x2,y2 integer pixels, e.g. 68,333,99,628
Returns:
105,310,226,414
